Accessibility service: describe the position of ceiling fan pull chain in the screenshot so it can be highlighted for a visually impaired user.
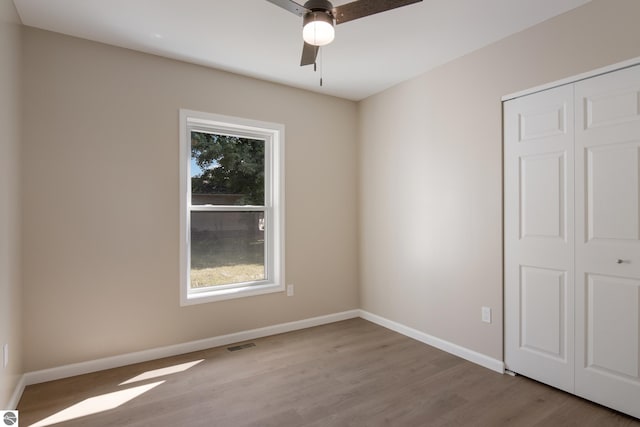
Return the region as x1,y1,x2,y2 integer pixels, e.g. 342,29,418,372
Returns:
320,47,323,87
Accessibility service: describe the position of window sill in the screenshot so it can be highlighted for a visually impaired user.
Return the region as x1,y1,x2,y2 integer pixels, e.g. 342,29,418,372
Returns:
180,282,284,306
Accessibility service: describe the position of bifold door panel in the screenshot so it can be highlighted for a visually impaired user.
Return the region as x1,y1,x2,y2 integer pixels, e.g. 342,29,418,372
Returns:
574,65,640,418
504,84,574,394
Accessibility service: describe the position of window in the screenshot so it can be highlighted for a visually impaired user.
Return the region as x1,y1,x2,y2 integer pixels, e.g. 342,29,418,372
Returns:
180,110,284,305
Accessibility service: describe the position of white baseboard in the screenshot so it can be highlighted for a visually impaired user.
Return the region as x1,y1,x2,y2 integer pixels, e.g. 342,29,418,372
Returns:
7,375,26,409
23,309,360,386
18,307,502,404
358,310,505,374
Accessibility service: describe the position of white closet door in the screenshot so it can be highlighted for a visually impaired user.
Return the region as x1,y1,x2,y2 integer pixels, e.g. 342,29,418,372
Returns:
574,64,640,419
504,85,575,393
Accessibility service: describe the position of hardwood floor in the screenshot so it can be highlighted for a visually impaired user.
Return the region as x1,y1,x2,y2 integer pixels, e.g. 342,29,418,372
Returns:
18,318,640,426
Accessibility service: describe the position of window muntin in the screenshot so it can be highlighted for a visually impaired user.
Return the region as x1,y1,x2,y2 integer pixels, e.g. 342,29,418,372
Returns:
180,110,284,305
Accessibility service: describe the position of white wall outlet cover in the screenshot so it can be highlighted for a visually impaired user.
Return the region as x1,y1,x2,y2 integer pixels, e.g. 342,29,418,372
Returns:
287,284,294,296
482,307,492,324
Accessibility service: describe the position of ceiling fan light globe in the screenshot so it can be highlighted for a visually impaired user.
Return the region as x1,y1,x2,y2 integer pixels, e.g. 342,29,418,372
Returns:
302,12,334,46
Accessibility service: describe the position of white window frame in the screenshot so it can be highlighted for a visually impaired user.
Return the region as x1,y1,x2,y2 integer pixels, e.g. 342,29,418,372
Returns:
179,109,285,305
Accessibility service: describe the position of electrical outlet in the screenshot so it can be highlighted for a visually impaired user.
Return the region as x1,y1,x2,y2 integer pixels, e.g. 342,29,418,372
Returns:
287,284,294,297
482,307,491,324
3,343,8,368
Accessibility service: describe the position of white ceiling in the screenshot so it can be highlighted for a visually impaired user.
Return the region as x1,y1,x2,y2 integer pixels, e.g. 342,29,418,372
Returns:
13,0,591,100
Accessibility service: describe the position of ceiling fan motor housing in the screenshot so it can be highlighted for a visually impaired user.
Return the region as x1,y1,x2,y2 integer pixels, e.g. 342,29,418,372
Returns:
303,0,334,15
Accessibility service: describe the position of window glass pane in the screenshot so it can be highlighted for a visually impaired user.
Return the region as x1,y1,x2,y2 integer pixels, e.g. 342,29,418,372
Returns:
191,131,265,205
190,211,265,288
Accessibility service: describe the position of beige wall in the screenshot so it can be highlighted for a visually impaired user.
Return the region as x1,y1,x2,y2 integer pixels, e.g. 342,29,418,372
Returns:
358,0,640,360
0,0,22,408
21,28,359,371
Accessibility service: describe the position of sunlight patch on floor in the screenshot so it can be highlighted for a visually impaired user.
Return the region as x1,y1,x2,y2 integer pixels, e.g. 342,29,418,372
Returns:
29,381,164,427
120,359,204,385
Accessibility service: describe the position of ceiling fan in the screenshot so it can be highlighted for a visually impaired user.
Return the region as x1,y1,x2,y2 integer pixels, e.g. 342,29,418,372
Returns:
267,0,423,66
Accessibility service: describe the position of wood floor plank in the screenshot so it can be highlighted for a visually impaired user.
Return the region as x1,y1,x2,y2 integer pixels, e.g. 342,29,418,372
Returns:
17,318,640,426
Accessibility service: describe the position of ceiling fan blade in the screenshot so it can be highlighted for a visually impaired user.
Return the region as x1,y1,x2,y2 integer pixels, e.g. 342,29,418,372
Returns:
300,42,319,66
333,0,422,24
265,0,309,17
